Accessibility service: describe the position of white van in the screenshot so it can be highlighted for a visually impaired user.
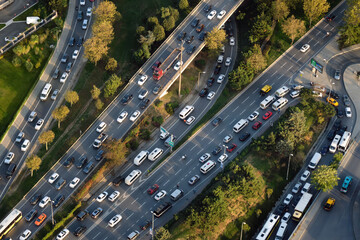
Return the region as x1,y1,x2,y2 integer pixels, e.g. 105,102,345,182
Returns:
260,95,276,109
40,83,52,101
127,230,139,240
308,152,321,169
133,151,149,166
275,86,290,98
233,119,248,133
272,97,288,111
170,189,184,201
200,160,216,174
275,222,287,240
329,134,341,153
301,183,311,194
179,105,194,119
125,170,141,185
148,148,163,161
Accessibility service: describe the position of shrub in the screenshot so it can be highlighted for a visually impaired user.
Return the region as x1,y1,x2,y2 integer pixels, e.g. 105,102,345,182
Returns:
126,139,139,151
154,99,162,107
12,56,22,67
25,60,34,72
152,116,164,127
34,46,40,55
35,61,41,69
165,101,179,115
139,129,151,140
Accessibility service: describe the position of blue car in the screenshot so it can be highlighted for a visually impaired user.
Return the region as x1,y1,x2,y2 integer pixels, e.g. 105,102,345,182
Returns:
340,176,352,193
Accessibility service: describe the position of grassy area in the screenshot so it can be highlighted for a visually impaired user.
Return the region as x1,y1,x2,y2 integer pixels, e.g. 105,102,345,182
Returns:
0,24,5,30
13,3,39,21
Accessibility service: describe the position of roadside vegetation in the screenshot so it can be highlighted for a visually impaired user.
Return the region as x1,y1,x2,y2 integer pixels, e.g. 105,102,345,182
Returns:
338,0,360,48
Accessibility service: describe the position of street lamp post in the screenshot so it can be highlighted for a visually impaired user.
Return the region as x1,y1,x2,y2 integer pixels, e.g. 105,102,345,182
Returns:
223,145,228,155
178,40,184,97
51,200,55,225
240,222,246,240
286,153,293,180
150,211,155,240
198,71,206,90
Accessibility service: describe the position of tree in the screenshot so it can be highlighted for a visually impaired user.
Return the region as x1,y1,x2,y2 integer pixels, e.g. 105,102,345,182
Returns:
311,165,339,192
84,37,109,65
245,44,267,74
94,0,121,24
52,105,70,128
153,24,166,41
48,0,67,13
92,21,114,45
160,7,171,18
271,0,290,22
138,30,156,46
229,62,254,91
95,99,104,110
102,138,128,165
282,15,306,44
163,16,175,31
136,26,145,35
104,74,122,98
105,57,117,71
338,0,360,48
279,109,307,145
249,12,272,44
65,90,79,107
169,7,180,22
25,61,34,72
205,28,227,51
25,155,42,177
38,130,55,151
147,16,159,27
179,0,189,10
303,0,330,26
91,85,101,100
155,227,171,240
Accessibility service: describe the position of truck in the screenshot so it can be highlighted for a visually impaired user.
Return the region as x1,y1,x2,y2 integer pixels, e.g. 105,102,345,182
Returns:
153,48,181,80
292,192,313,221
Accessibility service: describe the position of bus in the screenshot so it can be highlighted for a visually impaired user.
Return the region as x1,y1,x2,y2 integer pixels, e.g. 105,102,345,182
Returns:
255,213,280,240
260,95,276,109
0,209,22,239
338,131,351,153
272,97,288,111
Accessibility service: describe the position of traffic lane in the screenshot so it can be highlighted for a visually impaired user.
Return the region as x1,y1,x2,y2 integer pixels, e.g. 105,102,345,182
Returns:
0,22,29,46
0,0,38,22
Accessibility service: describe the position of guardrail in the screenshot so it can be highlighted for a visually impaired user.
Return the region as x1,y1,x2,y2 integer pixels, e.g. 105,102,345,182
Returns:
0,0,14,10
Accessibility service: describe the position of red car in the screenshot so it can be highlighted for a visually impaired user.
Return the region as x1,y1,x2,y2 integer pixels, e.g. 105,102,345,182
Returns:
262,111,273,120
252,121,262,130
226,143,237,153
35,213,47,226
147,184,159,195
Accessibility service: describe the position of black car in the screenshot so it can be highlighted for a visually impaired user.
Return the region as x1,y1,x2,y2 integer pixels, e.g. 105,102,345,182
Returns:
214,65,221,75
328,91,339,99
76,37,84,46
95,149,104,161
320,146,328,155
121,93,133,105
25,209,38,222
186,45,196,54
76,210,89,221
275,203,289,215
29,194,42,205
327,130,336,140
76,156,88,168
112,175,125,186
74,226,87,236
207,77,215,87
152,84,162,95
68,37,75,47
203,4,212,12
333,120,341,131
77,11,83,21
63,156,74,168
212,117,222,126
212,146,222,155
198,31,207,41
325,15,336,22
140,221,151,230
91,207,103,219
199,88,209,97
140,98,150,109
53,194,65,207
191,19,199,28
239,132,251,141
177,32,186,41
337,109,344,118
186,35,194,44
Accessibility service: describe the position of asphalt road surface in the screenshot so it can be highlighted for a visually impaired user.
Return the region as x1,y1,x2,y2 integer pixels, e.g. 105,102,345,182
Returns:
0,0,38,22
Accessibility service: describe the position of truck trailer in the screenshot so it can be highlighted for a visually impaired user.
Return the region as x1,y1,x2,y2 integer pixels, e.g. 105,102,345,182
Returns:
153,48,181,80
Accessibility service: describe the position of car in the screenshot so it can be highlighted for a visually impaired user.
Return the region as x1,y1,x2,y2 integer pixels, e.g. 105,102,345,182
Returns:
140,99,150,109
199,88,209,97
300,170,310,181
290,90,300,98
320,146,328,155
188,175,200,185
207,91,215,100
61,54,68,63
63,156,74,168
252,121,262,130
292,84,304,90
66,61,73,71
68,37,75,46
121,93,133,105
108,214,122,227
117,111,128,123
72,49,79,60
96,121,107,133
217,74,225,83
35,213,47,226
19,229,31,240
283,193,293,205
96,191,109,202
186,45,196,54
340,176,352,193
328,91,339,99
191,18,199,28
203,4,212,12
217,10,226,19
39,196,51,208
60,72,69,83
51,89,59,100
333,69,341,80
137,74,148,86
217,55,224,64
80,0,85,5
248,111,259,121
112,175,125,186
229,37,235,46
74,226,87,236
76,156,88,169
239,132,251,141
76,37,84,46
196,24,205,33
25,209,38,222
214,65,221,75
3,152,14,164
147,184,159,195
69,177,80,188
21,139,30,152
154,190,167,200
15,131,25,143
225,57,231,67
34,118,44,130
108,191,120,202
56,229,70,240
95,149,104,161
262,111,273,120
227,143,237,153
223,135,233,143
177,32,186,41
281,212,291,223
82,19,88,29
337,108,344,118
130,110,141,122
292,182,302,194
91,207,103,219
199,153,211,163
93,133,108,148
212,117,222,126
186,35,194,44
275,203,289,215
29,194,42,205
300,44,310,52
140,221,151,230
28,111,37,122
343,95,351,106
173,61,183,71
325,15,336,22
52,68,60,79
207,10,217,20
76,210,89,221
138,89,148,99
345,107,352,117
185,116,196,125
55,178,66,190
212,145,222,155
152,84,162,95
218,153,228,163
77,10,83,21
86,7,92,16
324,197,335,211
48,172,59,184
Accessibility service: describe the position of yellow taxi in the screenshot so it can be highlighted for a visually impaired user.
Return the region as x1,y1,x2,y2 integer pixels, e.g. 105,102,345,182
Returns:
326,97,339,107
324,197,335,211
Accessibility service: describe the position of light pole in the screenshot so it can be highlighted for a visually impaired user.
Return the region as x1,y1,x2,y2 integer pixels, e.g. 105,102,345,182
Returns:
178,40,184,97
286,153,293,180
50,200,55,225
150,211,155,240
240,222,246,240
222,145,228,155
198,71,206,90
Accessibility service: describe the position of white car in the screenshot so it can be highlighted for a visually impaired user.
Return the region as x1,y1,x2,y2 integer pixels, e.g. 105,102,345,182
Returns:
138,89,148,99
117,111,128,123
154,190,167,201
290,90,300,98
130,110,141,122
223,135,233,143
173,61,183,71
21,139,30,152
199,153,211,163
217,74,225,83
69,177,80,188
96,191,109,202
292,182,302,194
217,55,224,64
108,190,120,202
300,44,310,53
4,152,14,164
345,107,352,118
225,57,231,66
108,214,122,227
247,111,259,121
60,72,69,83
300,170,310,181
185,116,196,125
35,118,44,130
80,0,85,5
281,212,291,223
28,111,37,122
283,193,293,205
19,229,32,240
207,91,215,100
51,89,59,100
39,196,51,208
218,153,228,163
56,229,70,240
72,50,79,59
48,173,59,184
15,131,25,143
217,10,226,19
137,74,148,86
86,7,92,17
229,37,235,46
82,19,88,30
96,121,107,133
207,10,217,20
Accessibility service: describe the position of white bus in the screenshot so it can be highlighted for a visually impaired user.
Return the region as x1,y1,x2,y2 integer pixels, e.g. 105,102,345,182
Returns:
0,209,22,239
256,213,280,240
272,97,288,111
329,134,341,153
275,86,290,98
338,131,351,153
275,222,287,240
179,105,194,119
260,95,276,109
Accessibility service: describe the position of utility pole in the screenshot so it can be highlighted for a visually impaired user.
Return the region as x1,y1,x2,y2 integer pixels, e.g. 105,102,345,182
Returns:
198,71,206,90
178,40,184,97
151,211,155,240
286,153,293,180
51,200,55,225
240,222,246,240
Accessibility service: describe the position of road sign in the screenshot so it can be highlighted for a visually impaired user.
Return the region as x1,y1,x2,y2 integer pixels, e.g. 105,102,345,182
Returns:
310,59,323,73
160,126,167,133
168,141,174,147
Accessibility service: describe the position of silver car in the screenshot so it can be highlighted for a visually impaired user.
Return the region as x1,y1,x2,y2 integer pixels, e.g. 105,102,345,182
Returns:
334,70,341,80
